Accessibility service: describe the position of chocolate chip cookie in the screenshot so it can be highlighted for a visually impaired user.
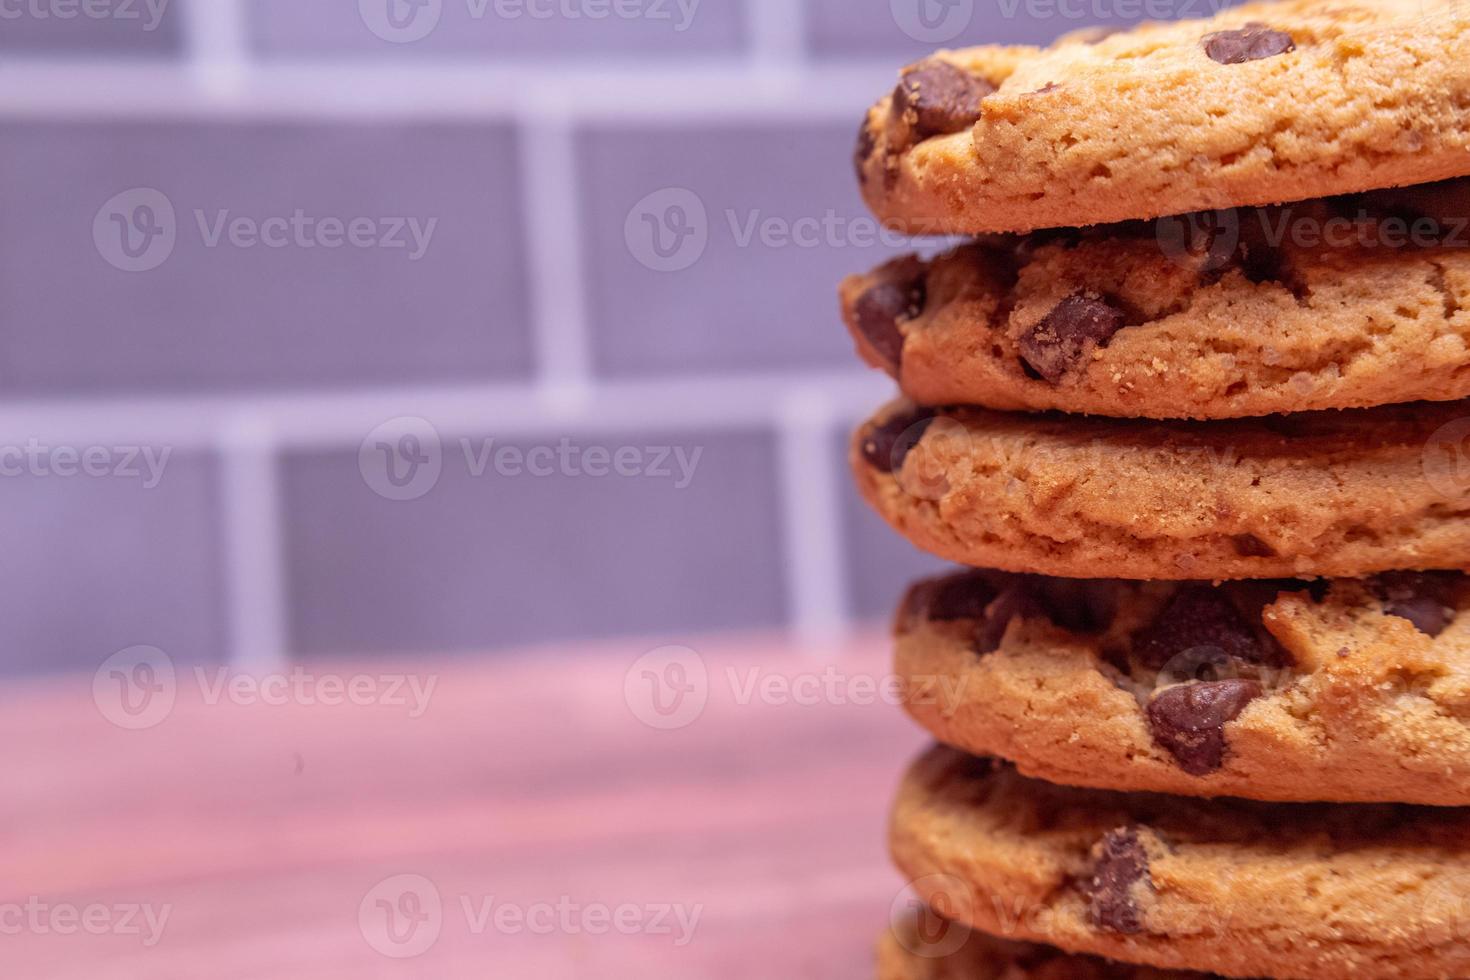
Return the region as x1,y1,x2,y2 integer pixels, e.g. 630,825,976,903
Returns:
852,399,1470,580
881,908,1224,979
841,185,1470,419
856,0,1470,234
891,745,1470,980
894,569,1470,805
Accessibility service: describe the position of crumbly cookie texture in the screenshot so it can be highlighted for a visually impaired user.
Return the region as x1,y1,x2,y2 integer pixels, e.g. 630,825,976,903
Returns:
841,185,1470,419
851,398,1470,580
856,0,1470,234
892,746,1470,980
880,910,1224,979
894,568,1470,805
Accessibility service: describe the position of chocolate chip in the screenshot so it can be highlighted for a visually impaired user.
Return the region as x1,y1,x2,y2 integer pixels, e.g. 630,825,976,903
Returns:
974,584,1040,654
1373,571,1462,637
1203,24,1295,64
1232,534,1276,558
854,118,877,183
853,276,925,375
1147,679,1263,775
1033,578,1119,633
1018,294,1126,383
1086,828,1149,934
893,59,994,141
925,571,1001,622
1133,586,1288,672
860,408,936,474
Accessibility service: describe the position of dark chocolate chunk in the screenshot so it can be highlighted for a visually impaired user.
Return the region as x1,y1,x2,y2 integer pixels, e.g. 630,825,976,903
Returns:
1147,679,1264,775
1018,293,1126,383
853,275,925,375
974,583,1041,654
926,571,1002,622
1203,24,1296,64
854,118,877,183
893,59,994,140
860,408,936,474
1372,571,1462,637
1133,586,1288,673
1086,827,1150,934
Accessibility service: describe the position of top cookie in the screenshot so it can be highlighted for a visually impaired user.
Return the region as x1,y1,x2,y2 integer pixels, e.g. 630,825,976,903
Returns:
856,0,1470,234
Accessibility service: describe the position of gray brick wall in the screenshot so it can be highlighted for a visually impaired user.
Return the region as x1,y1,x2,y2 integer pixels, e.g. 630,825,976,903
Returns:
0,0,1130,673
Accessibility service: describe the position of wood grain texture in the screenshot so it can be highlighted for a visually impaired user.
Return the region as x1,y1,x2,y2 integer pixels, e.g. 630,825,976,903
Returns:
0,632,920,978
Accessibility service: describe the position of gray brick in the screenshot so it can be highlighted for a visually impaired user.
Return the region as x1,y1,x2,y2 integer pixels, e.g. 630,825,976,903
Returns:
250,0,746,57
580,123,906,378
0,447,225,675
0,0,183,56
806,0,1195,58
0,120,531,394
282,425,788,656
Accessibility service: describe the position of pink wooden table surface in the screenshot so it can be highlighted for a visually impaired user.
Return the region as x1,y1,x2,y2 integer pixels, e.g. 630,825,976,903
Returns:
0,631,924,979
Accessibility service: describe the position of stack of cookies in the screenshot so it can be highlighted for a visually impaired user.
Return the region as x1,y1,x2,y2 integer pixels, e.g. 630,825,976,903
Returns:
841,1,1470,977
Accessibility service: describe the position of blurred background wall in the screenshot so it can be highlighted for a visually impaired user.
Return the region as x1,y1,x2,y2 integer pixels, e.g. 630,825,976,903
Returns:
0,0,1197,676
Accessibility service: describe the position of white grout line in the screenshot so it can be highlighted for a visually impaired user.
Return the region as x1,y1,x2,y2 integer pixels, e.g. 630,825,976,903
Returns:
0,372,890,448
179,0,252,97
747,0,808,68
519,111,596,404
218,412,290,670
775,387,851,651
0,61,885,120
